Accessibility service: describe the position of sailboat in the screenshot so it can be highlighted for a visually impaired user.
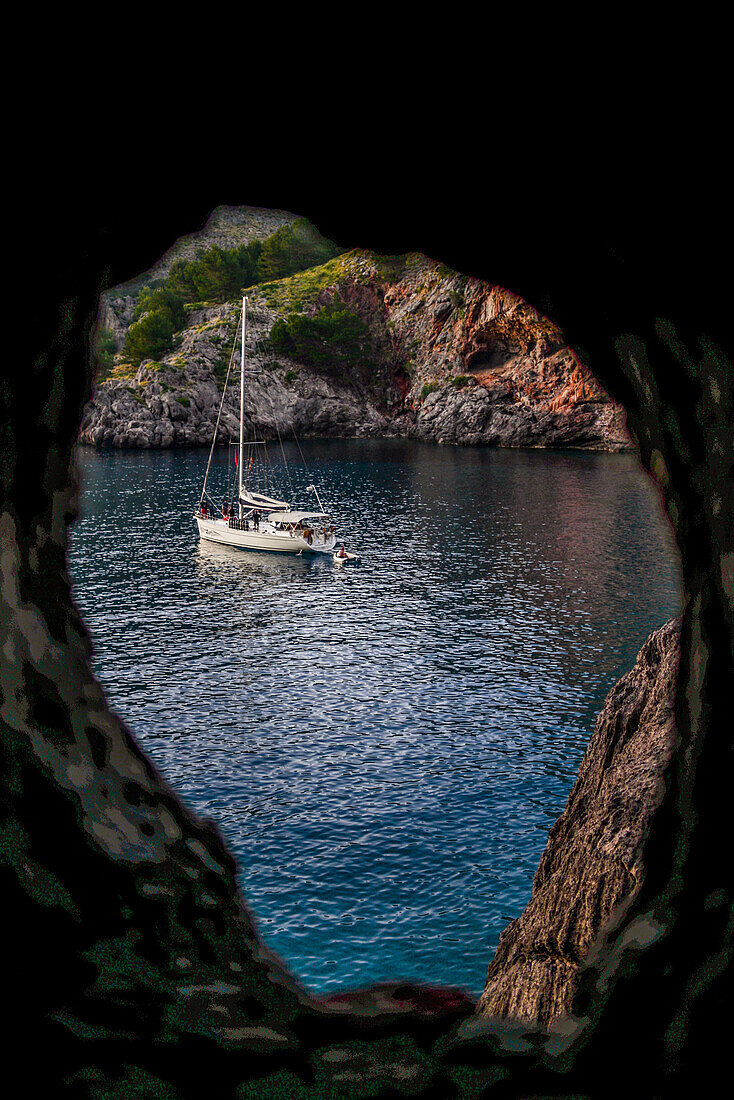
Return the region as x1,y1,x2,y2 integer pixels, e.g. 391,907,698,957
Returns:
195,297,338,555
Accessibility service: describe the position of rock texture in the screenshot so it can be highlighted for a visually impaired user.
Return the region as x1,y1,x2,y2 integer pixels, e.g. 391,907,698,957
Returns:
83,298,391,449
476,618,680,1026
11,185,734,1095
390,271,630,448
83,214,632,451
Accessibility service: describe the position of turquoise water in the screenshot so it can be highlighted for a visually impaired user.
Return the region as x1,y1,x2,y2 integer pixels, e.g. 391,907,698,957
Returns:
68,440,682,996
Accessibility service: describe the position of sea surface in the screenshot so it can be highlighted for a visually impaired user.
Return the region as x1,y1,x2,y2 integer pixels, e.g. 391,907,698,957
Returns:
68,440,682,997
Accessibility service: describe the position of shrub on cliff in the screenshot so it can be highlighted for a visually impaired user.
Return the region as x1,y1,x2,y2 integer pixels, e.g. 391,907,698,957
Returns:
168,242,263,303
134,286,187,327
122,286,187,365
164,219,342,304
269,299,372,377
256,219,342,283
93,327,117,380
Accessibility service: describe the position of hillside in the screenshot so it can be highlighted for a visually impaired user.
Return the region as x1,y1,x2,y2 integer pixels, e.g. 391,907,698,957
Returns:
83,209,632,451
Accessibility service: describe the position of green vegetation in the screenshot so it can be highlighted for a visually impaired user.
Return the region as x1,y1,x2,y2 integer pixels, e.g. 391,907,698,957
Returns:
255,219,342,282
436,262,458,281
449,289,466,313
421,381,440,400
120,219,343,368
452,374,471,388
93,327,117,379
133,287,187,329
373,253,408,282
253,247,408,314
122,287,187,366
268,296,372,377
167,219,342,304
168,242,263,303
283,369,299,384
255,251,360,312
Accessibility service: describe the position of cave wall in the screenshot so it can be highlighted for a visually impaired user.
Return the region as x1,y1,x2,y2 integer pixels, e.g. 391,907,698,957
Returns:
4,168,732,1097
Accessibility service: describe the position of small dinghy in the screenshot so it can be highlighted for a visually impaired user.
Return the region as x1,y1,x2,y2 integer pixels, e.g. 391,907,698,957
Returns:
333,547,360,565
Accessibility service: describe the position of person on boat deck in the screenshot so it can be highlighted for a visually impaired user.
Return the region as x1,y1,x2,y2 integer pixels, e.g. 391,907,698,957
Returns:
338,546,347,558
253,509,260,530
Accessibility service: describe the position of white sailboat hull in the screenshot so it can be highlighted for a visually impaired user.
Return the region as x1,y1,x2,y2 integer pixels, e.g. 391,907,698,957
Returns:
195,516,336,555
195,298,344,559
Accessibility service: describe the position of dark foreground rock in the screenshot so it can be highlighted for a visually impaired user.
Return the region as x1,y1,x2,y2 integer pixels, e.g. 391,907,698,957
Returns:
476,617,680,1026
9,184,734,1095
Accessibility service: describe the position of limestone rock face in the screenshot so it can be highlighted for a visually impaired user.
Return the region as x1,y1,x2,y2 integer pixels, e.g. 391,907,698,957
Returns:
84,219,633,452
82,297,391,449
387,273,631,449
476,618,680,1026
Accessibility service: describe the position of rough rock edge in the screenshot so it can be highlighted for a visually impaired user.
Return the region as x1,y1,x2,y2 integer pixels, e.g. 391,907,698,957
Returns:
87,239,634,453
476,617,680,1025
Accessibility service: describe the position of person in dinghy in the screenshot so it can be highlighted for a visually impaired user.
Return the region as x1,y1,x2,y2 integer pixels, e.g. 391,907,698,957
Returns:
333,546,359,564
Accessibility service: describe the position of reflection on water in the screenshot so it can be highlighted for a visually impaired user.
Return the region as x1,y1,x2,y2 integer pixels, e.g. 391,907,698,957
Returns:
69,440,682,995
195,539,315,581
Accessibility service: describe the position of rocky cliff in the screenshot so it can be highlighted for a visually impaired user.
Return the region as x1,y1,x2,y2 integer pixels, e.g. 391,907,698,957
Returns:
82,209,632,451
476,618,680,1026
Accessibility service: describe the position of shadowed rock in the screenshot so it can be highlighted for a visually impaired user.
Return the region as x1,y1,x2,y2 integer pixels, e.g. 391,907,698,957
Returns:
6,183,732,1095
477,618,680,1025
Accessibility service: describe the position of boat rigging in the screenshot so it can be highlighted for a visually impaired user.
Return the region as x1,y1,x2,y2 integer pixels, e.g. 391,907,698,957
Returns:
195,297,339,555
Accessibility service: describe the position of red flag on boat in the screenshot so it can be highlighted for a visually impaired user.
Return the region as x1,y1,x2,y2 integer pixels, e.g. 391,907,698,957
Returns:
234,448,238,467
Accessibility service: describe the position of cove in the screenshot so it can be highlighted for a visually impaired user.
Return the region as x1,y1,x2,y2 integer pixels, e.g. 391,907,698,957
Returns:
68,439,682,996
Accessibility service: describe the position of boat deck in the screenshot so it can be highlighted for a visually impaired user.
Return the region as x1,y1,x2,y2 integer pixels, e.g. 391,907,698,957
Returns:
195,515,336,554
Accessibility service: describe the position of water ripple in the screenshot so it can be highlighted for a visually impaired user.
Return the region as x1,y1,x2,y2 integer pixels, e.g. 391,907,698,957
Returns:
69,440,681,995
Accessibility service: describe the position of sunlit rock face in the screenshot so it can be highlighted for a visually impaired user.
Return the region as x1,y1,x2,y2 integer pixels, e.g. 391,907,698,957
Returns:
82,210,632,452
477,618,680,1025
385,273,631,449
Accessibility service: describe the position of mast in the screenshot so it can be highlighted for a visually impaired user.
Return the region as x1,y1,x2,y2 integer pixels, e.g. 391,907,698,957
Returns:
239,296,247,518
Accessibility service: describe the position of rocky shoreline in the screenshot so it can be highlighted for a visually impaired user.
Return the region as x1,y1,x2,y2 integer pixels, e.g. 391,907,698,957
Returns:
83,208,633,453
476,618,680,1026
